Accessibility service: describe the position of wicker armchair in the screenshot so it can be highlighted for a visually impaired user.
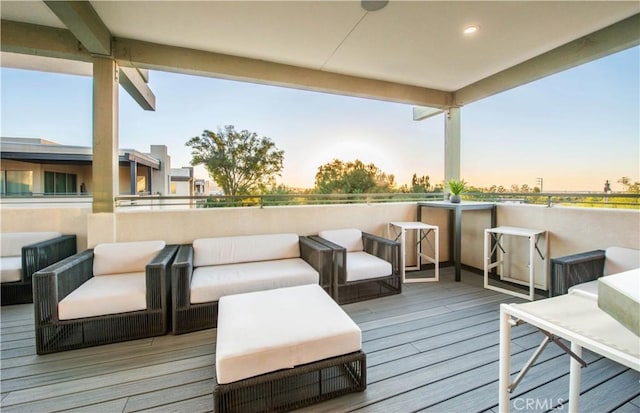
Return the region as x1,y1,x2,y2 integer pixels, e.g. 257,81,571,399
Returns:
33,241,178,354
171,234,333,334
1,232,77,306
310,229,401,304
551,246,639,297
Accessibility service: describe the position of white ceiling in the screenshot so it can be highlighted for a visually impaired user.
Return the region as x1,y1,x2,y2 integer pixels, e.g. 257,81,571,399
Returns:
1,1,638,92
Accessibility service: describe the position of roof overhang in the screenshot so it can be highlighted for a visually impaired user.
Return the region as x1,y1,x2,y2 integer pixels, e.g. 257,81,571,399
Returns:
1,1,638,109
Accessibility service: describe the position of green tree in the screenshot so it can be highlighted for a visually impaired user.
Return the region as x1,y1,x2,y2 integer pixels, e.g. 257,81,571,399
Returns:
186,126,284,196
618,176,640,193
314,159,395,193
402,174,431,193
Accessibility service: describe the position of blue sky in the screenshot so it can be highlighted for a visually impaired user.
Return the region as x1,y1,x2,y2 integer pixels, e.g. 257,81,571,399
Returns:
1,46,638,192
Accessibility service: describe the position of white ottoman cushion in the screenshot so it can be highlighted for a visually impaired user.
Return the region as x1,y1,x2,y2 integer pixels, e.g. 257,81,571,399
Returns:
58,272,147,320
346,251,393,282
216,284,361,384
190,258,318,304
0,256,22,283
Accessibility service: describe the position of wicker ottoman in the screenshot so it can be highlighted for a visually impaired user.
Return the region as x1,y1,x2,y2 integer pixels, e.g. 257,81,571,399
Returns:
214,284,366,413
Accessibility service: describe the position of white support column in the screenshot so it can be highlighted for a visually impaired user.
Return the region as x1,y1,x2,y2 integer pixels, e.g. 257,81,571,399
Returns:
92,56,119,213
444,106,461,185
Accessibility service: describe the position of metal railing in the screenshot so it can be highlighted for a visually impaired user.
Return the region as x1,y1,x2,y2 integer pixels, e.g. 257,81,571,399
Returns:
1,192,638,210
112,192,640,210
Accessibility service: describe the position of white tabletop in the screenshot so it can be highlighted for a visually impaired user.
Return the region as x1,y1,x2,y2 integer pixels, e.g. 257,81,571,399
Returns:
486,226,546,237
389,221,438,230
503,293,640,370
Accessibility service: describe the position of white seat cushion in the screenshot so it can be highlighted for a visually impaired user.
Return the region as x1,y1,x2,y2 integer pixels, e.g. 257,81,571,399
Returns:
93,240,165,276
346,251,392,282
193,234,301,267
1,232,62,257
318,229,364,252
190,258,318,304
0,256,22,283
216,284,361,384
58,272,147,320
568,280,599,300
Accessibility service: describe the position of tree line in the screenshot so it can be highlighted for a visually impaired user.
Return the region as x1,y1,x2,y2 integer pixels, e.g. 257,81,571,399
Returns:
187,125,639,197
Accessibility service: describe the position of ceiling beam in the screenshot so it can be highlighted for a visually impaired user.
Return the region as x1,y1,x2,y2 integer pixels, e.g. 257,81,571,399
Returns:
41,1,156,111
455,13,640,106
1,20,91,62
43,0,111,56
119,66,156,111
112,37,453,108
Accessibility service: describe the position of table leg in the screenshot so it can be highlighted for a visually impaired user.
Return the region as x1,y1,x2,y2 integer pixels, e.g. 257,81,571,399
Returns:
568,342,582,413
400,228,406,282
499,305,512,411
454,208,462,281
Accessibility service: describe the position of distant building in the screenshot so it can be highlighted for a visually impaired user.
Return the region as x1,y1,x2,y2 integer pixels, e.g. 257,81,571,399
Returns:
0,137,173,196
169,166,194,196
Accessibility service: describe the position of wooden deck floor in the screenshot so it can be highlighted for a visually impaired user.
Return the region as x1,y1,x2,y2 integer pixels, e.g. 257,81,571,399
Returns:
1,269,638,413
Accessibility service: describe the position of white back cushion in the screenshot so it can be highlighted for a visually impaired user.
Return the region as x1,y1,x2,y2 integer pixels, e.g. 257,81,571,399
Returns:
193,234,300,267
318,229,363,252
1,232,62,257
604,247,640,276
93,240,165,276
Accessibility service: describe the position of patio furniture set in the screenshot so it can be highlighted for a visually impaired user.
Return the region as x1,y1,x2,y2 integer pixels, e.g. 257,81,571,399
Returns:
1,229,399,412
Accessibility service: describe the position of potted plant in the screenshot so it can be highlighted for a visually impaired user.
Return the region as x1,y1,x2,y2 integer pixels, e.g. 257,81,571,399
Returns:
447,178,466,203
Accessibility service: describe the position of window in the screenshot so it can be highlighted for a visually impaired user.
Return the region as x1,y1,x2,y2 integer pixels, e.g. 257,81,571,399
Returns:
44,171,77,194
1,170,33,195
171,182,177,194
136,176,146,193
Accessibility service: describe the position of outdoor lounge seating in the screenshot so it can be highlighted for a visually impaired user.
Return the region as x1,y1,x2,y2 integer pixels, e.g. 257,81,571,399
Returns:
171,233,333,334
33,240,178,354
550,246,640,298
214,284,366,413
310,228,401,304
1,232,77,306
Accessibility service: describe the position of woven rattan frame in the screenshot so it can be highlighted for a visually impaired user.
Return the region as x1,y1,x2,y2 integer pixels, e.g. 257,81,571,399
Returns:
550,249,606,296
214,350,366,413
310,232,401,304
171,236,333,334
1,234,77,306
33,245,178,354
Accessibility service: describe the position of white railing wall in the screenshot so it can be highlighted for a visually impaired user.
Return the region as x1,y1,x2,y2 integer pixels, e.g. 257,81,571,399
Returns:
1,203,638,275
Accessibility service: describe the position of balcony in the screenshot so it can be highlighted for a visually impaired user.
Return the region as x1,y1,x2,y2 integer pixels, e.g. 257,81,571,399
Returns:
1,197,638,411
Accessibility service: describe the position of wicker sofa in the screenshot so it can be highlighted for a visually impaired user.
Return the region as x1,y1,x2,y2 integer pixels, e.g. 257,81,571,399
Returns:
33,240,178,354
171,233,333,334
1,232,77,306
310,228,401,304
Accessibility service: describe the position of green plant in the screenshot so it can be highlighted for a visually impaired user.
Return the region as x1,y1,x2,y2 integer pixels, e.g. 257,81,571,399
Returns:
447,179,466,195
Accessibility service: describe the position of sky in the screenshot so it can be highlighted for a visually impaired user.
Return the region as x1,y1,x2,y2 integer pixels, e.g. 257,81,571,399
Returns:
1,46,638,192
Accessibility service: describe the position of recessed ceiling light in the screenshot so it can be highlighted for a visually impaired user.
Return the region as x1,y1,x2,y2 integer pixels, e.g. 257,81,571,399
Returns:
463,25,479,35
361,1,388,12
